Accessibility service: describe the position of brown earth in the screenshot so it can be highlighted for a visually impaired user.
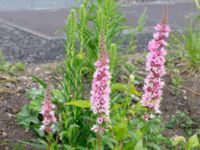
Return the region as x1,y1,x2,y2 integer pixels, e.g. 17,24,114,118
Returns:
161,73,200,137
0,63,59,150
0,75,36,150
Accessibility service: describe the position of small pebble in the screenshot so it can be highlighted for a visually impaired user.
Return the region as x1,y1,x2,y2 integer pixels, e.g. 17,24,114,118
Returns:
6,112,14,118
35,67,41,72
2,131,7,137
182,89,187,95
183,96,187,100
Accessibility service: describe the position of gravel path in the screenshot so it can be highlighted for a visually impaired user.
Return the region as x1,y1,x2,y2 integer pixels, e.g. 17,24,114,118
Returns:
0,0,192,11
0,22,65,65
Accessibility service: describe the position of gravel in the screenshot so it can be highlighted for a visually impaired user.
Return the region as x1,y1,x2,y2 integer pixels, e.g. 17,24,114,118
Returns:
0,22,65,65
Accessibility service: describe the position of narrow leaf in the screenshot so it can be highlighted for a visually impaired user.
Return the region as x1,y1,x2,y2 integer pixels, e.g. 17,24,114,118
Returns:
66,100,90,108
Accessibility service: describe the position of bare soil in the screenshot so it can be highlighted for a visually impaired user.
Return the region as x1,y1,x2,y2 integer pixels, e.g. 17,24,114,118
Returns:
161,73,200,137
0,63,58,150
0,75,35,150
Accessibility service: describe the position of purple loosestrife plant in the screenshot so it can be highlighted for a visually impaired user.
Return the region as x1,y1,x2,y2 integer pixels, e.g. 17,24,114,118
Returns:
141,6,171,113
90,33,112,133
40,87,57,133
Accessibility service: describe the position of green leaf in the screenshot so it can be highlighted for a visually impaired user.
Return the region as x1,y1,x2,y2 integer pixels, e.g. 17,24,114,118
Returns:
112,83,141,96
109,43,117,73
63,145,75,150
102,135,116,149
16,105,39,129
113,119,128,141
19,139,46,149
135,129,143,141
187,134,199,149
134,140,144,150
25,88,43,100
129,102,147,115
28,97,43,112
111,103,123,111
25,88,44,112
66,100,90,108
195,0,200,10
31,76,47,88
112,83,127,91
146,142,162,150
52,89,64,103
129,84,141,96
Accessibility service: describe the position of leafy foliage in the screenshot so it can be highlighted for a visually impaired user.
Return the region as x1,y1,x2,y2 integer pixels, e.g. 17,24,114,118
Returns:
16,1,200,150
168,17,200,73
66,100,91,108
182,24,200,72
166,111,194,136
65,0,146,77
171,134,200,150
16,81,45,133
76,0,128,74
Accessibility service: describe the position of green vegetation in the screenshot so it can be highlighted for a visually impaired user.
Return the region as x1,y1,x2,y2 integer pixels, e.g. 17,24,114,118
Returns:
0,50,25,75
15,0,200,150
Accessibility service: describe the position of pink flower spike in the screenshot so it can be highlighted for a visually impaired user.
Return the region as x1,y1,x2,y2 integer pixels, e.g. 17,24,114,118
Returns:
141,10,171,113
40,87,57,133
90,32,111,133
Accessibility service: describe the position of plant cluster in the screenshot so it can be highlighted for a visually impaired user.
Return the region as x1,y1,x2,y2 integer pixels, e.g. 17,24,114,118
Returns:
16,1,200,150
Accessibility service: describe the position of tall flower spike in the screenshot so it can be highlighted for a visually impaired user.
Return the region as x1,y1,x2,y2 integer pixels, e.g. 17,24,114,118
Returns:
90,32,111,133
141,5,171,113
40,84,57,133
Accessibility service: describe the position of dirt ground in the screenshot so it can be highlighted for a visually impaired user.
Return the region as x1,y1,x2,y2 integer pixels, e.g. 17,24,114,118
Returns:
0,75,35,149
161,73,200,137
0,93,36,150
0,64,58,150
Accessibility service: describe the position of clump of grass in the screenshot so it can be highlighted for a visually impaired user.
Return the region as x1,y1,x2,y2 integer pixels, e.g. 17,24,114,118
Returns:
182,25,200,72
0,50,25,75
167,23,200,75
0,49,6,68
168,2,200,74
15,62,26,71
167,0,200,74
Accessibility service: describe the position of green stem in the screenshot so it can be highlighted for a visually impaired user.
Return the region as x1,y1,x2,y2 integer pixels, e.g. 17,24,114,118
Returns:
47,132,51,150
120,141,123,149
96,133,101,150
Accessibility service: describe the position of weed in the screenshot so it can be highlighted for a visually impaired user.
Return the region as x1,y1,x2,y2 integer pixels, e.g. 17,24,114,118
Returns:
166,111,194,136
168,22,200,74
0,50,25,75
